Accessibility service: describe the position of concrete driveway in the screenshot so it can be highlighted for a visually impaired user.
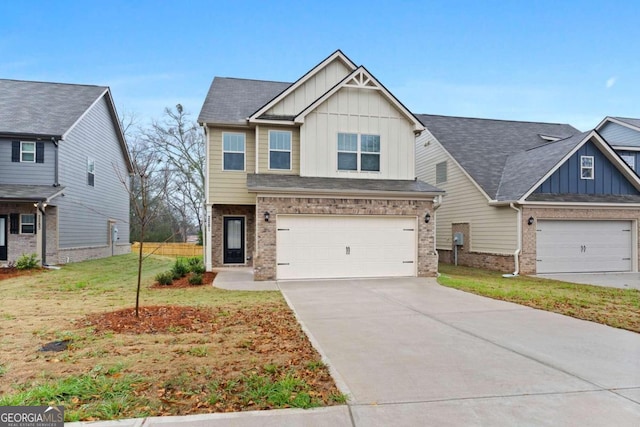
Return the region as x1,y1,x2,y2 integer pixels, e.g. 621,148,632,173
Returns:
537,272,640,290
279,278,640,426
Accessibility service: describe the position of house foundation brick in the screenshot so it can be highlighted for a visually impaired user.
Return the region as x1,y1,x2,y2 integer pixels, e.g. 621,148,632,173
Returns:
254,196,438,281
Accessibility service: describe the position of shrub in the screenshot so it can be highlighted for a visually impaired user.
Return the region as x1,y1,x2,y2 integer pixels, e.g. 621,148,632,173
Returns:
187,257,203,268
16,253,39,270
191,263,206,275
172,258,190,279
155,271,174,286
188,273,203,286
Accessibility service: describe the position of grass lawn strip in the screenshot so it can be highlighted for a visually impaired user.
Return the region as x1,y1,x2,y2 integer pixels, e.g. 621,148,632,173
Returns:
438,263,640,333
0,254,344,421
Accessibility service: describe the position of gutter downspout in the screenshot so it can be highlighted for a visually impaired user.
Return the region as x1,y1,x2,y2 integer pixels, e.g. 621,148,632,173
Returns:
503,202,521,277
432,195,443,255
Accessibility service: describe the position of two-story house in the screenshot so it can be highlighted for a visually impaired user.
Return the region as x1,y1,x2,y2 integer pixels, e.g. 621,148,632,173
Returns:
416,114,640,275
0,79,132,265
597,117,640,172
198,51,444,280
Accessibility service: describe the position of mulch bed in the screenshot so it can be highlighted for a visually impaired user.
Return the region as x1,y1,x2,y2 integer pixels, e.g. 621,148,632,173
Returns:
151,272,217,289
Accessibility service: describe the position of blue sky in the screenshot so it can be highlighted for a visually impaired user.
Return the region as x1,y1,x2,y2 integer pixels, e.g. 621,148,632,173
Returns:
1,0,638,130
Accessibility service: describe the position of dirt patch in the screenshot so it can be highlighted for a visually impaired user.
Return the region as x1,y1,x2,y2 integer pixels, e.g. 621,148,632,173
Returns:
151,272,217,289
84,306,217,334
0,267,46,281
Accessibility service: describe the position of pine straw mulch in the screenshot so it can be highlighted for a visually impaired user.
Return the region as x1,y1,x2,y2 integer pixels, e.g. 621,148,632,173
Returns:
0,266,46,281
150,272,217,289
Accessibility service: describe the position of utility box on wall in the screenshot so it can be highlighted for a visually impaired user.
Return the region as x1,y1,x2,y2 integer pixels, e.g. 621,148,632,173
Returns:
453,232,464,246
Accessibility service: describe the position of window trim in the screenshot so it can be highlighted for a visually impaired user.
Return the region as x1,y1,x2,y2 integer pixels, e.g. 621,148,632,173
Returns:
21,141,36,163
336,133,381,173
268,130,292,171
580,155,594,180
87,157,95,187
20,213,35,234
222,132,246,172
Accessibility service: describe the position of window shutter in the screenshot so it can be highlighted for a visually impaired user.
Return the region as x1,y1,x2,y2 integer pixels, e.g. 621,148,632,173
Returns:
9,214,19,234
36,142,44,163
11,141,20,162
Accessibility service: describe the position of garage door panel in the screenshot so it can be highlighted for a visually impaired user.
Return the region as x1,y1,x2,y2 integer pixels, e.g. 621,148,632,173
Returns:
536,220,632,274
276,215,416,280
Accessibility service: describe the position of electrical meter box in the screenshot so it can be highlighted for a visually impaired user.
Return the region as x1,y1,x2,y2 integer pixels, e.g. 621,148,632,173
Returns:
453,232,464,246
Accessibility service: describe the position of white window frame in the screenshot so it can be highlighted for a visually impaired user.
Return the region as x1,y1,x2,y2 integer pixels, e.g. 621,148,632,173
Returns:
21,142,35,163
337,133,381,172
580,155,594,180
268,130,292,171
87,157,95,186
222,132,246,172
620,154,635,171
20,214,35,234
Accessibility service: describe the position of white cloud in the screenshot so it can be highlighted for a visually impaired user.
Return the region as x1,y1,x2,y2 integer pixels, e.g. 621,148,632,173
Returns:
606,76,617,89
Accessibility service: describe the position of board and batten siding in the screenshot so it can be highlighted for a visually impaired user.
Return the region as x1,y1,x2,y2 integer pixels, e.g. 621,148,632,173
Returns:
266,59,352,116
415,132,517,254
599,122,640,148
301,87,414,180
208,127,256,205
258,126,300,175
57,96,130,249
0,139,56,184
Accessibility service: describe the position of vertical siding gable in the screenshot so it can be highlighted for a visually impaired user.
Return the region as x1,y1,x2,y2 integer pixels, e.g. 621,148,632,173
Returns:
599,122,640,147
535,140,640,195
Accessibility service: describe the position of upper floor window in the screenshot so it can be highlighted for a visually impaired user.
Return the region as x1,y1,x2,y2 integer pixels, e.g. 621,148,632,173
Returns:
436,161,447,184
21,214,35,234
223,133,245,171
620,154,635,171
21,142,35,162
580,156,594,180
87,158,95,186
337,133,380,172
269,130,291,170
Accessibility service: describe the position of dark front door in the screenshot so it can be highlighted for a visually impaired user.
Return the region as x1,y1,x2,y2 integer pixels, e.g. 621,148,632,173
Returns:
223,217,245,264
0,215,7,261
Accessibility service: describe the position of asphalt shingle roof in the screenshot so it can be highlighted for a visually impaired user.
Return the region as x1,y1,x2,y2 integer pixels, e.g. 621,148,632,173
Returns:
0,184,64,202
198,77,291,125
247,174,443,196
613,117,640,129
416,114,580,199
0,79,107,138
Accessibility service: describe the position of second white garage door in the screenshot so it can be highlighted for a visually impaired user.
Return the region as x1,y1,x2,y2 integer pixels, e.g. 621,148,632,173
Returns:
536,220,633,273
276,215,417,280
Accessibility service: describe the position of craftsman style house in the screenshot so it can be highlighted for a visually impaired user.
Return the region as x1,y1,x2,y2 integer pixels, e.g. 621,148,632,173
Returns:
199,51,443,280
416,114,640,275
0,79,132,265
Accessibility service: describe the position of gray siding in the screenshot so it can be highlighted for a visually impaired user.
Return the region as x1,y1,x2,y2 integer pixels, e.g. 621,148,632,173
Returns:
599,122,640,147
57,96,130,248
0,139,55,184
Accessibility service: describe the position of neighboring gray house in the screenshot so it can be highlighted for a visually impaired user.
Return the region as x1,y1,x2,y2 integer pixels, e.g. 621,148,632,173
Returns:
596,116,640,173
416,114,640,275
0,79,133,265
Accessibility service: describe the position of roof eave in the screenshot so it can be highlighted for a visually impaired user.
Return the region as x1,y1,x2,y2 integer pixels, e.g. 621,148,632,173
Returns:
0,132,63,140
247,186,443,199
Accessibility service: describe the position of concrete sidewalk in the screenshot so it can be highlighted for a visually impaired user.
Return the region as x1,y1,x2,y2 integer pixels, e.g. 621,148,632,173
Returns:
211,267,278,291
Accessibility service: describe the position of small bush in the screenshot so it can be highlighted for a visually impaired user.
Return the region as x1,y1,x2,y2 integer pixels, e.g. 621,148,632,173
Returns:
155,271,174,286
172,258,190,279
188,273,203,285
16,253,39,270
191,263,206,275
188,257,203,268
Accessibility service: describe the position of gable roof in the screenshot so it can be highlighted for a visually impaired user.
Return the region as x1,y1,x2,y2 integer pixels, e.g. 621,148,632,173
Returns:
198,77,291,125
416,114,579,199
596,116,640,132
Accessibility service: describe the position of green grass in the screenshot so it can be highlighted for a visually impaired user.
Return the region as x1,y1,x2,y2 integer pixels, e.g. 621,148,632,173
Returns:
438,263,640,332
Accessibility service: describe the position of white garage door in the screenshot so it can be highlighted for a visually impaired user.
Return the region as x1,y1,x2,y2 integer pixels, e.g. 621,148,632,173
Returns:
276,215,417,280
536,220,633,273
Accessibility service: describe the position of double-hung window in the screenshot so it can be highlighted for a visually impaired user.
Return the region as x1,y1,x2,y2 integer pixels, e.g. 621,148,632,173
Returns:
21,214,35,234
269,130,291,170
223,133,245,171
337,133,380,172
580,156,594,180
21,142,35,162
87,158,95,186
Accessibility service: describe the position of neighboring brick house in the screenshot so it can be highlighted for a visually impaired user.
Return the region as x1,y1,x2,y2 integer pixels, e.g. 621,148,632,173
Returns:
415,114,640,275
198,50,444,280
0,79,133,266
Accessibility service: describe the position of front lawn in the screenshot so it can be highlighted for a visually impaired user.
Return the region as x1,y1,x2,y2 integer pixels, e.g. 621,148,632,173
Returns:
438,263,640,333
0,254,344,421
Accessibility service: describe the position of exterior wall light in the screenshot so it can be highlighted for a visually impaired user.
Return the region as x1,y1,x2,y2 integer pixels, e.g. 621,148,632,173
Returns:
424,212,431,223
528,216,534,225
264,212,270,222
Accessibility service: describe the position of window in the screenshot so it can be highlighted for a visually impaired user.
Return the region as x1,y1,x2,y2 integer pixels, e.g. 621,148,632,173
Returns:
87,158,95,186
223,133,245,171
21,142,35,162
337,133,380,172
621,154,635,171
580,156,594,180
20,214,35,234
436,161,447,184
269,130,291,170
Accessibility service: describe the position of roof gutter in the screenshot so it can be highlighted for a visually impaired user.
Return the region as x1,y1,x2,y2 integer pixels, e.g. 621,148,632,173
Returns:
502,202,521,278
